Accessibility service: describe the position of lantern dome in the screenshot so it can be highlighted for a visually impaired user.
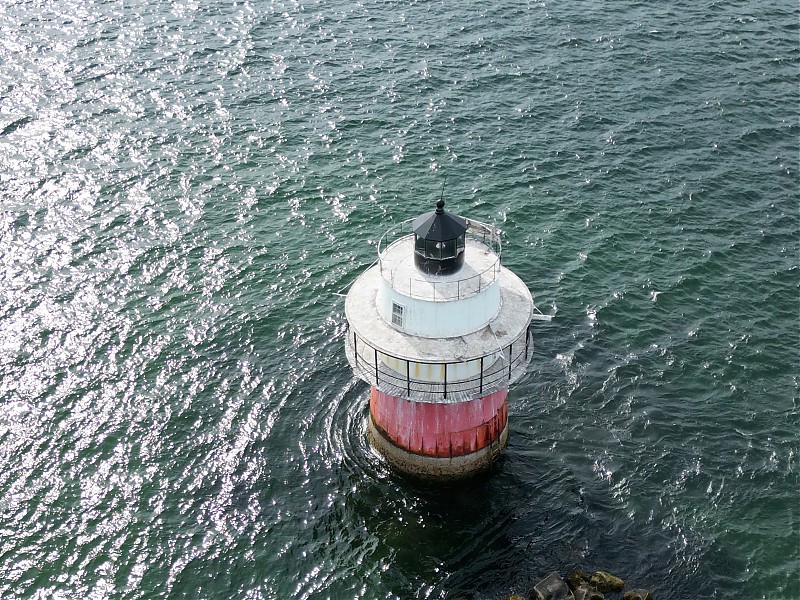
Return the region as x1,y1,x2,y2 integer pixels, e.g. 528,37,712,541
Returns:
411,200,468,275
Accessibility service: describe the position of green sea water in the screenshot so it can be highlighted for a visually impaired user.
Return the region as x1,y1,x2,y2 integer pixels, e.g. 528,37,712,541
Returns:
0,0,797,598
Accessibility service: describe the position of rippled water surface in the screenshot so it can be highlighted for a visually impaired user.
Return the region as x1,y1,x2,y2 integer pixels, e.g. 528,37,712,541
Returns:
0,0,797,598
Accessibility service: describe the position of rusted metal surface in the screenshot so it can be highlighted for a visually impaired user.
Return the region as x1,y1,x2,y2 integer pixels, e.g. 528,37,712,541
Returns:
369,387,508,458
368,415,508,481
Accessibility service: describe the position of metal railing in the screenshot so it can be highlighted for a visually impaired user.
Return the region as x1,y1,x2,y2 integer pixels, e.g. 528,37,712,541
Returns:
345,325,533,403
377,218,503,302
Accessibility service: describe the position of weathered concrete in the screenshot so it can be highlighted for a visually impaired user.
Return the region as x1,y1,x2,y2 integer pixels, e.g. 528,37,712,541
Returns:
345,260,533,367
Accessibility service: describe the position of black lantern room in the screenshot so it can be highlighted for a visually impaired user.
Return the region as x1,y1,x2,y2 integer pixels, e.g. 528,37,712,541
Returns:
412,200,468,276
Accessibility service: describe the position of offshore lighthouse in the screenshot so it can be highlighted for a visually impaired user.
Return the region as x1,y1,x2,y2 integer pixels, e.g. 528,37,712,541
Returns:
344,199,547,480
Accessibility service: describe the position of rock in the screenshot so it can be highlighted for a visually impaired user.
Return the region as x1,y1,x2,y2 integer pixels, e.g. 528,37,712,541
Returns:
572,585,604,600
530,572,574,600
623,590,653,600
565,568,591,591
505,595,526,600
589,571,624,593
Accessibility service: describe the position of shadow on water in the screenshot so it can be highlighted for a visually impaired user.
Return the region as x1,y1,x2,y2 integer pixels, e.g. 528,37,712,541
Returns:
329,404,743,600
229,326,756,600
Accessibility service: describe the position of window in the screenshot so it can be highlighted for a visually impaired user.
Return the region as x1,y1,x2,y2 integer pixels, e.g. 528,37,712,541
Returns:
456,233,465,253
425,238,437,259
391,302,404,327
441,238,456,258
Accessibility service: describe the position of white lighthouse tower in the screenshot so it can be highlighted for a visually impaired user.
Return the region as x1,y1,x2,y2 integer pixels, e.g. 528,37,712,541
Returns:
344,199,548,480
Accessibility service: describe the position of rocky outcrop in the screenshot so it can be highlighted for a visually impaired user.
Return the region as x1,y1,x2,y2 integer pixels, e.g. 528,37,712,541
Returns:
623,590,653,600
565,568,592,592
530,571,574,600
589,571,625,593
572,584,604,600
525,569,652,600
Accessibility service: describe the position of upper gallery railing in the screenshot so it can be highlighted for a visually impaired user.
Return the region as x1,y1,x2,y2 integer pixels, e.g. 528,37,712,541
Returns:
377,218,502,301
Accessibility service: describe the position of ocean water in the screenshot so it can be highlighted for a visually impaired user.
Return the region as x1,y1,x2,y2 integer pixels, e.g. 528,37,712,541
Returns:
0,0,797,598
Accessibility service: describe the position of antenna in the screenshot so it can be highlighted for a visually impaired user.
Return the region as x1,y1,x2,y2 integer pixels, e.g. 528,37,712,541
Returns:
439,175,447,203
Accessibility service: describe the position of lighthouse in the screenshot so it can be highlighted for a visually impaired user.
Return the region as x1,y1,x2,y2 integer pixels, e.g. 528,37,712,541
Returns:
344,199,546,480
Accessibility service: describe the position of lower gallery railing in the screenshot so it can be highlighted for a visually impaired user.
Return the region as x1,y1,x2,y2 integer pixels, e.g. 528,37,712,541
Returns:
345,326,532,403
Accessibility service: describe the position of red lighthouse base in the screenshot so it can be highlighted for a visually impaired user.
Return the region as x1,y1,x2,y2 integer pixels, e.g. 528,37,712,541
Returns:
368,387,509,480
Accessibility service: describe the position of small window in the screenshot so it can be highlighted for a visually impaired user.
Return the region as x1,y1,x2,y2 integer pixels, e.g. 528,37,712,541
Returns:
391,302,404,327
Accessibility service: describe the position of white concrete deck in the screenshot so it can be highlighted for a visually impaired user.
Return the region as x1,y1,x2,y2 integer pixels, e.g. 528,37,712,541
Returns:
345,263,533,364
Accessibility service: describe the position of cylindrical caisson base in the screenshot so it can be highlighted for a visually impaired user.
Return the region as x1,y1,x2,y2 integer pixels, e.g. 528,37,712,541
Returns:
368,387,509,480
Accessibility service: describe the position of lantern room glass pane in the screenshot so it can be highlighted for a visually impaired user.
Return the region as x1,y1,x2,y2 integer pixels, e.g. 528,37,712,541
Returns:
441,238,456,258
